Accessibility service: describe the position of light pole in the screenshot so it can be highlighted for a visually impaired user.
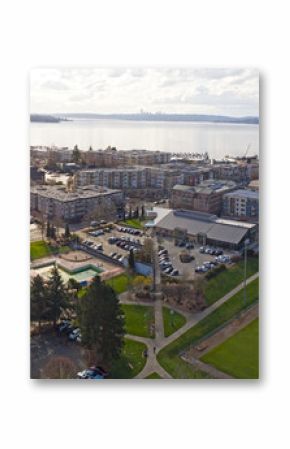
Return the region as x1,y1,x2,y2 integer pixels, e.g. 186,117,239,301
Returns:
243,238,250,305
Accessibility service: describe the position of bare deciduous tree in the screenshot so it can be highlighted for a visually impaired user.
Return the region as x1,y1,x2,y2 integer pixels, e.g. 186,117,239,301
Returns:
41,356,77,379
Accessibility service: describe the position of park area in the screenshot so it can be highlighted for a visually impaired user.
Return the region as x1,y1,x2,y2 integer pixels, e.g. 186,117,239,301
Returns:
157,277,259,378
122,304,155,338
110,338,147,378
201,318,259,378
162,307,186,337
204,257,259,306
30,240,70,260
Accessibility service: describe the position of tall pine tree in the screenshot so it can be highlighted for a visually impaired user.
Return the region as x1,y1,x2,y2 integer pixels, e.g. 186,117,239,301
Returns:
78,276,125,365
46,266,68,326
31,275,48,330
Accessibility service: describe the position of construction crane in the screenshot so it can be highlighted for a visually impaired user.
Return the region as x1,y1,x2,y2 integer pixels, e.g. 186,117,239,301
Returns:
244,143,251,158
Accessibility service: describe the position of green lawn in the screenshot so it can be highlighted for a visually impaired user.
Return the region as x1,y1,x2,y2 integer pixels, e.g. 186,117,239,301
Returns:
106,273,132,294
30,241,53,260
157,278,259,379
205,257,259,306
146,372,162,379
119,218,145,229
163,307,186,337
201,318,259,379
30,240,70,260
110,338,147,379
122,304,155,338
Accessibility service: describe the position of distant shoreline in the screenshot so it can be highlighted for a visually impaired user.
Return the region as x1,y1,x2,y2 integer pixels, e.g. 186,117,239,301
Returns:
31,113,259,125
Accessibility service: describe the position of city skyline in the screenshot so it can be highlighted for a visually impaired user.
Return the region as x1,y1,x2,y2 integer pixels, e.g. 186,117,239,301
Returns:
30,67,259,117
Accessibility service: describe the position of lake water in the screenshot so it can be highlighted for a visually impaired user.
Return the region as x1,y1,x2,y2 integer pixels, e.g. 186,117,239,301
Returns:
30,119,259,159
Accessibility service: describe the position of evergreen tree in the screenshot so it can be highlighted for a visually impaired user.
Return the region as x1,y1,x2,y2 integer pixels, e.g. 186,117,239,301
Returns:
77,276,125,364
128,249,135,270
47,266,68,326
72,145,81,163
65,223,70,238
89,145,93,151
30,275,48,329
135,206,139,218
46,221,51,238
51,226,56,240
141,205,145,218
129,206,132,219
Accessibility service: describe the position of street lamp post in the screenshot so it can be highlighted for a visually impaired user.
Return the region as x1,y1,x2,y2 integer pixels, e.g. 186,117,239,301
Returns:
243,238,250,305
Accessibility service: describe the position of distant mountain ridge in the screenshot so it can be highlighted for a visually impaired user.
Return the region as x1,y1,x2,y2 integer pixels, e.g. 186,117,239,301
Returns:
56,112,259,125
30,114,70,123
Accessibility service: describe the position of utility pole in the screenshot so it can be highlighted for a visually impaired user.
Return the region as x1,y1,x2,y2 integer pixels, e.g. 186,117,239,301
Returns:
243,238,250,305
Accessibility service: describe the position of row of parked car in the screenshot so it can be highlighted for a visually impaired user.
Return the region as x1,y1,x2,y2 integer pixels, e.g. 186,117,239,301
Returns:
116,226,143,236
195,254,232,273
175,240,194,249
108,235,142,254
88,227,111,237
82,240,103,252
57,320,82,343
199,246,224,256
158,249,179,276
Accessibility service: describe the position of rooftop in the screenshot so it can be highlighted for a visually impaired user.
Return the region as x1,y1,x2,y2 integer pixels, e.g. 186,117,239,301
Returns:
31,185,122,202
153,207,255,244
173,179,237,195
223,189,259,199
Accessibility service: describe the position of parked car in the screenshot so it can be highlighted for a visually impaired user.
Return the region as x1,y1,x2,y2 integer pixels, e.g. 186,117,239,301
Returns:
77,369,104,380
199,246,205,253
58,320,71,333
68,328,81,341
164,266,174,274
110,252,117,258
171,269,179,276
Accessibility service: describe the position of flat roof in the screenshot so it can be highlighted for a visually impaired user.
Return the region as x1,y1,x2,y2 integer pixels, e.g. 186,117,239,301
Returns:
223,189,259,199
31,185,122,202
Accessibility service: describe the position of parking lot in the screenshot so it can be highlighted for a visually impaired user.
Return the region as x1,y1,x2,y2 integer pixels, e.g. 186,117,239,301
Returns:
77,225,149,264
158,237,234,280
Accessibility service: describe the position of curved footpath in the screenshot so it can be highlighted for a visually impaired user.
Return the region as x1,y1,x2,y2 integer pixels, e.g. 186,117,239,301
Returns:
120,272,259,379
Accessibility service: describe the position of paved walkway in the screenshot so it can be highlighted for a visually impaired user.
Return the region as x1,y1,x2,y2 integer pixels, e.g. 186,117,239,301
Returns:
123,271,259,379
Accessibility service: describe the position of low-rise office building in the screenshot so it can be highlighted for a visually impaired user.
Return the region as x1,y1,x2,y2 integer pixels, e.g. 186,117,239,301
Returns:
31,184,124,223
152,208,257,250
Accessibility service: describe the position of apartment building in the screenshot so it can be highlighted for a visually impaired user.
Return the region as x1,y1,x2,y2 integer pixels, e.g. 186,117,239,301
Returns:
30,185,124,223
212,161,259,183
170,180,238,215
222,189,259,220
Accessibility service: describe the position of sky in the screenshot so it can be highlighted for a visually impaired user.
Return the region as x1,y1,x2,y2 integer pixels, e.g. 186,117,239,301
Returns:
30,67,259,117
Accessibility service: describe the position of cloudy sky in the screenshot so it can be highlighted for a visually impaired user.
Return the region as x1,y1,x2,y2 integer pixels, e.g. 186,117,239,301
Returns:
30,67,259,117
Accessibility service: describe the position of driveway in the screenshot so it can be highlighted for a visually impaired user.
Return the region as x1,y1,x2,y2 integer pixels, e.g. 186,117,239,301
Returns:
31,332,85,379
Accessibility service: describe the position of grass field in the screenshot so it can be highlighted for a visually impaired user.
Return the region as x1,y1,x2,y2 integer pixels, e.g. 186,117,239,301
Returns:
204,257,259,306
31,241,53,260
106,273,132,294
30,240,70,260
119,218,146,229
163,307,186,337
201,318,259,379
157,278,259,378
110,338,147,379
122,304,155,338
146,372,162,379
